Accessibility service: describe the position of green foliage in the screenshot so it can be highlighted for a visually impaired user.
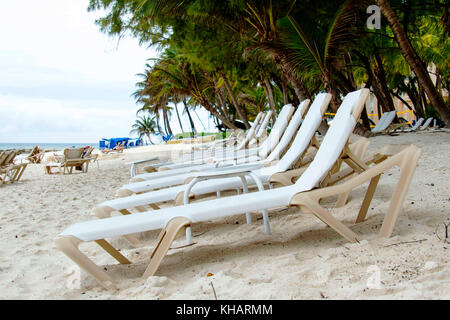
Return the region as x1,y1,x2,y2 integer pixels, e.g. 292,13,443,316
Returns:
89,0,450,130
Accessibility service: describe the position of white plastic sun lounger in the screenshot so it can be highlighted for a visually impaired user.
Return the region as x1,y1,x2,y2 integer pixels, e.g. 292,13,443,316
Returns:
152,106,291,170
119,105,300,194
134,110,279,175
57,88,422,288
129,112,265,177
94,94,345,229
128,104,295,183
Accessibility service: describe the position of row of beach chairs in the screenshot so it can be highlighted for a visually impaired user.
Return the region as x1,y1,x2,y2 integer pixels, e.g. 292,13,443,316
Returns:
0,150,27,185
55,88,422,289
371,111,440,134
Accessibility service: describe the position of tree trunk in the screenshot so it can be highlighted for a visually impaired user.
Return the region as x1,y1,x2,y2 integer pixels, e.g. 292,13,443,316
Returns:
280,74,290,105
173,101,185,134
261,75,277,122
220,72,250,129
270,51,310,102
373,50,396,112
376,0,450,127
199,97,239,130
162,105,173,136
183,100,197,137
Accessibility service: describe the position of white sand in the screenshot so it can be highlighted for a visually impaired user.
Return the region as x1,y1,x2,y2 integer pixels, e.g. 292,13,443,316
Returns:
0,131,449,299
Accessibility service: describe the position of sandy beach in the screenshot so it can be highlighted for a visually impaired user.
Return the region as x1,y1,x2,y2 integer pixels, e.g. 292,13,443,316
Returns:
1,130,449,300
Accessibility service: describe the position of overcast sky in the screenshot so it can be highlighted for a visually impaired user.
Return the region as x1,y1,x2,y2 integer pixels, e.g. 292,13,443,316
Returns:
0,0,215,143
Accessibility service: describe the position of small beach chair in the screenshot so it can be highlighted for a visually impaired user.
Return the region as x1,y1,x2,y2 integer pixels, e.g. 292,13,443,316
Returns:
44,148,87,174
55,89,423,288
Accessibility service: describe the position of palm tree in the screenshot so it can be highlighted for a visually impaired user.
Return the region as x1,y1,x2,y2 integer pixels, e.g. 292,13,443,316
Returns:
130,115,159,145
375,0,450,127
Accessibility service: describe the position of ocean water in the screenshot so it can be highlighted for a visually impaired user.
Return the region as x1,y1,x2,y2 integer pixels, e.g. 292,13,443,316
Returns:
0,142,98,152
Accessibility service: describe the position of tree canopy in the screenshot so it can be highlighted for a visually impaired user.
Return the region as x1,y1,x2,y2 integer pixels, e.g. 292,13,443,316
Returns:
88,0,450,131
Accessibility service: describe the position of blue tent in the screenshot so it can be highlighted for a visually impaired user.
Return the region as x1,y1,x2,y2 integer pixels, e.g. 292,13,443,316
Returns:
99,137,141,150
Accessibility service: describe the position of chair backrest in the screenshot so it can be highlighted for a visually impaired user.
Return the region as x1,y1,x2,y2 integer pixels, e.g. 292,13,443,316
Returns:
28,146,38,156
420,117,433,130
270,93,332,173
0,151,7,166
265,99,312,163
293,89,369,192
371,111,396,133
3,150,17,166
63,148,84,161
255,110,273,138
82,147,94,158
409,117,424,130
236,112,264,150
257,104,295,158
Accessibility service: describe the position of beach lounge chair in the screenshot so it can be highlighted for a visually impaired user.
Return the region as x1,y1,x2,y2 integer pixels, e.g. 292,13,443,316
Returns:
129,105,295,184
126,113,265,177
55,89,422,288
0,150,28,184
26,146,44,164
370,111,397,134
419,117,433,131
399,117,424,133
44,148,88,174
138,110,279,174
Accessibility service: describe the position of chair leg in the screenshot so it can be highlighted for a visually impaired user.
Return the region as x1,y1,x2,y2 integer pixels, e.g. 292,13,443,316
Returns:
54,236,115,289
355,174,381,223
379,148,421,237
142,217,192,279
15,164,27,182
291,194,359,243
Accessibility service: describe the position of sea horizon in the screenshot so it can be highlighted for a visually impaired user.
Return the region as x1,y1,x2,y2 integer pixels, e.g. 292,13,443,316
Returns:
0,142,99,152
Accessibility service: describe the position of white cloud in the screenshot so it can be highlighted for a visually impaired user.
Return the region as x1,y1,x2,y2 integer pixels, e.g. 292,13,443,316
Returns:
0,0,157,143
0,0,217,144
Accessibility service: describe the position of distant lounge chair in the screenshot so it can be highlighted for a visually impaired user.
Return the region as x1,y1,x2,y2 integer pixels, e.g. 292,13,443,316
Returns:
419,117,433,131
371,111,401,134
403,117,424,132
0,150,27,184
136,111,268,174
54,89,424,289
44,148,88,174
26,146,45,164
